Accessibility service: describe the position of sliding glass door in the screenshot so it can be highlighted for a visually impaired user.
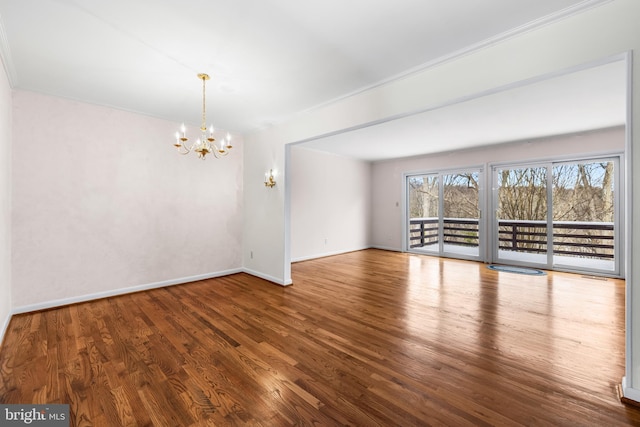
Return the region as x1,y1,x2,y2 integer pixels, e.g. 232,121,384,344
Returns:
406,156,619,275
551,159,617,273
493,157,619,275
495,165,549,266
442,172,481,258
407,174,439,255
407,169,482,261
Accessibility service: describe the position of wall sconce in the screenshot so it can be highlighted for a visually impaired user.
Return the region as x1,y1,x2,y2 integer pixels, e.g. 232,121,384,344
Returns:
264,169,276,188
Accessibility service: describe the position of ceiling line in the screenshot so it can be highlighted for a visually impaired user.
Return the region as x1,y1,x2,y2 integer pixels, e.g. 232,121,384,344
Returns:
0,14,16,87
65,2,196,75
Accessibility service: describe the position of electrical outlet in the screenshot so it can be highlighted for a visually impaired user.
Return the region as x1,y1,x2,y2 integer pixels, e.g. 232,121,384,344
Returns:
250,251,253,259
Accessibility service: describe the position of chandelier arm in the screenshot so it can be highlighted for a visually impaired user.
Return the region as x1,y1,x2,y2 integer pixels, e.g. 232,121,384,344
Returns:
212,148,231,159
179,139,195,154
177,145,190,155
174,73,231,161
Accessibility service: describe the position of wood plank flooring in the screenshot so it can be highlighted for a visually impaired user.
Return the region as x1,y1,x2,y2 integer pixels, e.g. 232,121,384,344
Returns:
1,249,639,425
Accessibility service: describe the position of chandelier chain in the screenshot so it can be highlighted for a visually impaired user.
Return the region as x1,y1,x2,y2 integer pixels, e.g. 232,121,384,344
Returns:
201,75,207,132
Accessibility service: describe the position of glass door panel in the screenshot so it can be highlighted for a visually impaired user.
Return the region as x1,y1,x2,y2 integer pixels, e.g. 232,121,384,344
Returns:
407,174,439,254
495,166,548,266
407,169,482,261
552,160,616,272
442,172,480,258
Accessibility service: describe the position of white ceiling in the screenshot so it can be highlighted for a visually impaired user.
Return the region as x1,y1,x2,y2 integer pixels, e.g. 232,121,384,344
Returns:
0,0,615,143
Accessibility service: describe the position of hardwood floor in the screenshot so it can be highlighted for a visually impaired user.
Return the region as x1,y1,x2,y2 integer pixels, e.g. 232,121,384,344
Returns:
1,249,639,426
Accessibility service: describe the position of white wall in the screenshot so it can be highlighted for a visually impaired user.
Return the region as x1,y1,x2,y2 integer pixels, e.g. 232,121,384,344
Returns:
242,121,287,284
12,91,243,310
242,0,640,399
290,146,370,261
371,127,625,251
0,58,11,341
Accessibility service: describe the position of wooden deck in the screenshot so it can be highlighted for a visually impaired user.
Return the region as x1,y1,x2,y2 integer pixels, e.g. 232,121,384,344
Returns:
0,249,638,425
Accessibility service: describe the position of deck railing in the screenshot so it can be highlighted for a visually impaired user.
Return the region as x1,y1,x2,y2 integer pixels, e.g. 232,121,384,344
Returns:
409,217,614,260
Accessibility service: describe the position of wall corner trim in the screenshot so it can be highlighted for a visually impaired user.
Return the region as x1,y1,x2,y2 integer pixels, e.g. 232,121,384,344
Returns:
0,14,17,87
243,268,292,287
0,311,11,347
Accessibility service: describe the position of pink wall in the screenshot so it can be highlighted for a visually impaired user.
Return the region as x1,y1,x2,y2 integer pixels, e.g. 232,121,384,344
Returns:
12,91,243,310
0,60,11,337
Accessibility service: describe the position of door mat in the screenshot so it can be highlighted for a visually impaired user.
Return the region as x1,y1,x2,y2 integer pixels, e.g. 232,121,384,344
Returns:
487,264,547,275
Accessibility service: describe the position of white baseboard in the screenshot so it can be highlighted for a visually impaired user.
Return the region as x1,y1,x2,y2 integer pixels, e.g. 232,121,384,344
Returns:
7,247,407,317
291,246,372,263
242,268,292,286
6,248,403,317
369,245,402,252
621,376,640,403
4,266,295,338
12,268,243,315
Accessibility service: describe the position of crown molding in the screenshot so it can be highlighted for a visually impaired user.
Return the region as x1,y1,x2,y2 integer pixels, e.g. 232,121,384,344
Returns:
413,0,614,72
275,0,614,130
0,14,17,87
356,0,614,98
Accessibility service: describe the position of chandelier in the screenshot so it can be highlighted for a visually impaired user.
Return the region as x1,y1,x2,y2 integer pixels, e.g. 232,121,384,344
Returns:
173,73,232,159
